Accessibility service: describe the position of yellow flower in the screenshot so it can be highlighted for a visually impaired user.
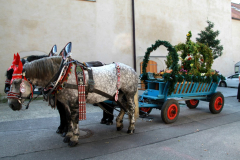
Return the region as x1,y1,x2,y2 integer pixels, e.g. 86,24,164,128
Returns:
187,33,190,37
190,63,193,67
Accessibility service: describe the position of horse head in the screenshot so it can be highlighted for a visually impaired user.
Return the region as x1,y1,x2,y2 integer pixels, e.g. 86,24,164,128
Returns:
4,53,21,93
4,44,57,94
8,61,33,111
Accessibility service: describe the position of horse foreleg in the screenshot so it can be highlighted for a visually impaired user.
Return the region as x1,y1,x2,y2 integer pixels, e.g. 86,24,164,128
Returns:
63,121,73,143
69,120,79,147
63,105,79,147
62,106,71,137
127,97,136,134
69,107,80,147
56,100,68,137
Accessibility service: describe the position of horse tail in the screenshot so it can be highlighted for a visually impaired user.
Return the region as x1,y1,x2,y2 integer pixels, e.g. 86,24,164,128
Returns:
134,89,139,119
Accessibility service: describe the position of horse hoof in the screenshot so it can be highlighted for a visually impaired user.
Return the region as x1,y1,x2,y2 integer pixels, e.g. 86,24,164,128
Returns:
56,128,63,134
63,136,71,143
100,119,107,124
106,121,113,125
127,129,135,134
68,141,78,147
62,132,67,137
117,126,123,131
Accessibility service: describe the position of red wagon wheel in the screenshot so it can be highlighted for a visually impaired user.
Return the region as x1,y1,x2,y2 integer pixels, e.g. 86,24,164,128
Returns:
186,99,199,109
161,99,180,124
139,107,152,115
209,92,224,114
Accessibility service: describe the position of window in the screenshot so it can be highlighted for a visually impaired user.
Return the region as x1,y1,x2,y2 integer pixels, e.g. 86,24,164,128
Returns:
82,0,96,1
232,74,239,78
235,66,239,73
140,60,157,74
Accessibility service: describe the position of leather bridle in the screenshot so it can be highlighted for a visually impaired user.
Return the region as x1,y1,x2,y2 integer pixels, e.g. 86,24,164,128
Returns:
7,72,34,109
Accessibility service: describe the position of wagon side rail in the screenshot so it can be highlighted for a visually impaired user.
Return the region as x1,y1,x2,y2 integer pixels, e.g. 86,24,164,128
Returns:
165,79,219,99
140,77,220,102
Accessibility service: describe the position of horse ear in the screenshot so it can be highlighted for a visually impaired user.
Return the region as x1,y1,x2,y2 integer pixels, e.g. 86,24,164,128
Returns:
18,60,23,72
49,44,57,57
65,42,72,54
16,53,20,64
59,42,72,59
13,60,23,75
11,61,23,83
12,53,20,65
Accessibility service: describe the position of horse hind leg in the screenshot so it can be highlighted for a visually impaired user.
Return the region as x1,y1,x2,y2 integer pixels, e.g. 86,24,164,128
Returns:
116,93,126,131
116,92,136,133
126,95,136,134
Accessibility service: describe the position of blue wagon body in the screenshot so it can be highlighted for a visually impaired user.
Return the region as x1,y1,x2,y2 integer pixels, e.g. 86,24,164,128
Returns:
139,75,224,124
139,79,219,107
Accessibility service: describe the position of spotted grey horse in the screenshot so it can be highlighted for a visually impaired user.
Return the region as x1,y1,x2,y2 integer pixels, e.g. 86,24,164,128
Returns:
5,46,69,137
7,44,138,147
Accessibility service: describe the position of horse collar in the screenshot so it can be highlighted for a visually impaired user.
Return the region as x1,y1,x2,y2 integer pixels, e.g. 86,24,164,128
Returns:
44,58,70,96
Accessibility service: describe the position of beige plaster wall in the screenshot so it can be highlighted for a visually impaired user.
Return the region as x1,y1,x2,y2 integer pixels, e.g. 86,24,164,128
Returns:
135,0,232,77
0,0,133,94
0,0,234,94
232,19,240,74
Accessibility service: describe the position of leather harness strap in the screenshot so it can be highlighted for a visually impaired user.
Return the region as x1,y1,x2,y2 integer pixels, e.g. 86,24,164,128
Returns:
115,63,121,101
75,65,86,120
92,88,128,112
61,83,128,113
87,68,94,92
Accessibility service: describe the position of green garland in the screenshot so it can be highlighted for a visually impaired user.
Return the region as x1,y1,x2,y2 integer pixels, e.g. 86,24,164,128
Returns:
140,40,179,95
140,32,225,95
174,31,213,76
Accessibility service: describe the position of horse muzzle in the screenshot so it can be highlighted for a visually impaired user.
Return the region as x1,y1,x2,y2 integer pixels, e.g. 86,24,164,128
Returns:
8,99,22,111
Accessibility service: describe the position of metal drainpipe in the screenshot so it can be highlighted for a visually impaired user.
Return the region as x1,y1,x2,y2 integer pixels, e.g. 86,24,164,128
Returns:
132,0,136,71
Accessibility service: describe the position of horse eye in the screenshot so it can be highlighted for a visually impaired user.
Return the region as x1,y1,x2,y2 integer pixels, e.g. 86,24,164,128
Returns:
13,80,21,85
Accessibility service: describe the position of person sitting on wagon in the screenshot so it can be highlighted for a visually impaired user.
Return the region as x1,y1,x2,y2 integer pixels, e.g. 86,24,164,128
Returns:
237,74,240,102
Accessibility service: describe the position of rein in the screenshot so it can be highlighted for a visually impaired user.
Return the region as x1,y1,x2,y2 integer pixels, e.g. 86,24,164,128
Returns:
5,79,10,85
44,58,64,93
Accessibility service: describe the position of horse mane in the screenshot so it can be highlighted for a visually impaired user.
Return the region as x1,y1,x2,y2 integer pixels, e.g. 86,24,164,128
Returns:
27,55,48,62
21,55,48,65
23,56,62,80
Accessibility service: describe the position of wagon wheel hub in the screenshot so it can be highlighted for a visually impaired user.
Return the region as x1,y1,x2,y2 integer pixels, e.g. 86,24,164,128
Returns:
214,97,223,111
171,110,176,114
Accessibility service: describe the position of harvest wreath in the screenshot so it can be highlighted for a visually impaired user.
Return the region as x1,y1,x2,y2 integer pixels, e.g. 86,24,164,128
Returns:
140,31,225,95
